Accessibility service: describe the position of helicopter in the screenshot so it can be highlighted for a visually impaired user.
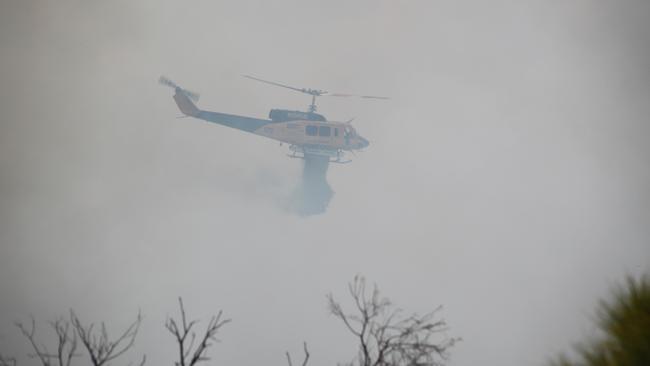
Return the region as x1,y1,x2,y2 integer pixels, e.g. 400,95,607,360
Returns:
159,75,387,163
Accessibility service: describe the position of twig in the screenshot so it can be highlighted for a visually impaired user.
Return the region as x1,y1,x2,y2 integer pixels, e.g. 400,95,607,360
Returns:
70,310,144,366
165,297,230,366
286,342,310,366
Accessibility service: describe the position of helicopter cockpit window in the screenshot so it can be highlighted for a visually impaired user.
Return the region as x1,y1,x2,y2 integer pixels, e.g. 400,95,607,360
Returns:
319,126,331,137
306,125,318,136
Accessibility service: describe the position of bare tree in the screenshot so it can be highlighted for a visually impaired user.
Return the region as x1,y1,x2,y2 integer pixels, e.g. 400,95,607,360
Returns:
327,276,458,366
15,317,77,366
285,342,310,366
70,311,144,366
165,297,230,366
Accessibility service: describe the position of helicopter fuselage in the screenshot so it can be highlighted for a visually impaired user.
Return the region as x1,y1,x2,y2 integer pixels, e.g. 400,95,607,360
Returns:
172,88,369,155
253,119,368,151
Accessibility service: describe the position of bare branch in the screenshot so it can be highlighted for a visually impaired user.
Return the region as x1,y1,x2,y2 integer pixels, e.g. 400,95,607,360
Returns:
166,297,230,366
329,276,459,366
285,351,293,366
70,310,144,366
286,342,310,366
51,318,78,366
14,316,79,366
302,342,310,366
15,317,51,366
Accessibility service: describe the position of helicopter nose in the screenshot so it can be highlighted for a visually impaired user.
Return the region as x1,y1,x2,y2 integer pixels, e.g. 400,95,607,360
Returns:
359,137,370,149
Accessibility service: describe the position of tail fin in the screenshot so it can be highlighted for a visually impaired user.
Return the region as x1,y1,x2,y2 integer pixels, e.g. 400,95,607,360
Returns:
159,76,201,117
173,88,200,117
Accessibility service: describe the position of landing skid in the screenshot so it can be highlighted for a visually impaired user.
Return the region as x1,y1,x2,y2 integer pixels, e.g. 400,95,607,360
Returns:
288,145,352,163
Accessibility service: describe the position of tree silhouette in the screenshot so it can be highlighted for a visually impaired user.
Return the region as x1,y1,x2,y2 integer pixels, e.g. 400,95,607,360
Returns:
328,276,458,366
165,297,230,366
15,317,77,366
551,274,650,366
70,311,144,366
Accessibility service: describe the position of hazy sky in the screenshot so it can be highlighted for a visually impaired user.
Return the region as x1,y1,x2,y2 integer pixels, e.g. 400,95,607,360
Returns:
1,1,649,366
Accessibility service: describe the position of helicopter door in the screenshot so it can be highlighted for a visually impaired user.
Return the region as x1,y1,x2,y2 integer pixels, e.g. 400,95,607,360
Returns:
343,126,353,146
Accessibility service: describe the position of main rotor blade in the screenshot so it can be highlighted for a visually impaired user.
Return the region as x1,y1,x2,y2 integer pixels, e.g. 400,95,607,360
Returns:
243,75,311,95
242,75,388,100
325,92,390,100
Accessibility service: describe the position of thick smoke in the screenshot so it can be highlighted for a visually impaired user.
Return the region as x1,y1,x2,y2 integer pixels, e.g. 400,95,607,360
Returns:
1,2,649,366
288,154,333,216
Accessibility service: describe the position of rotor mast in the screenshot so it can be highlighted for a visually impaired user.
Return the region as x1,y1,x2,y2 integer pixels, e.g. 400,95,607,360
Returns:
309,94,317,113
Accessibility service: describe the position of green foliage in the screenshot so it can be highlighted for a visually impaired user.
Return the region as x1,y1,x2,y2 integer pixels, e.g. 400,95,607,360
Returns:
551,274,650,366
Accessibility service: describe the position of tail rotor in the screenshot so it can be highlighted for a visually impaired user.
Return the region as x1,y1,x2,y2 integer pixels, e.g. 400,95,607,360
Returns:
159,76,201,103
